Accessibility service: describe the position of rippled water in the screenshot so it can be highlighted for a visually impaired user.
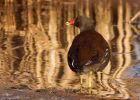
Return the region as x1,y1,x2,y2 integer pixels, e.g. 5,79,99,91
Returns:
0,0,140,99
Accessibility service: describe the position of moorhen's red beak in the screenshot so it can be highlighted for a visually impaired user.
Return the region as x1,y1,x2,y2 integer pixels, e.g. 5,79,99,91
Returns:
66,19,75,26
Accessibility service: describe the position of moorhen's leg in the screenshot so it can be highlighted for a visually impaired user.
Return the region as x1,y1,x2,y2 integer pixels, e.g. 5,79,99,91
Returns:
88,71,93,94
80,75,84,93
96,72,106,90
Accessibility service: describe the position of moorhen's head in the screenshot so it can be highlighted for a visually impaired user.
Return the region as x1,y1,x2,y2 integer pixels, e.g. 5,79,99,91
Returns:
66,16,95,32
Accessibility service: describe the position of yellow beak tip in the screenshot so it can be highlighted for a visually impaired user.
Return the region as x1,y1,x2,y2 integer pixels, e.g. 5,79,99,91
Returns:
65,22,70,25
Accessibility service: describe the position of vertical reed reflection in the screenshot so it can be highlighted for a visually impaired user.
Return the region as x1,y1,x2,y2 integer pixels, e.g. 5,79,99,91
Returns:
0,0,140,99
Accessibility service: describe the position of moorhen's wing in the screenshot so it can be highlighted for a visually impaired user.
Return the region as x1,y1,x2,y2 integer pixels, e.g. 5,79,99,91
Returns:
68,36,100,73
68,38,80,72
84,49,99,66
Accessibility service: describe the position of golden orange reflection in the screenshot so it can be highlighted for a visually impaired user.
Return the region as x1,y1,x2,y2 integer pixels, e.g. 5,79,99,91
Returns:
0,0,140,99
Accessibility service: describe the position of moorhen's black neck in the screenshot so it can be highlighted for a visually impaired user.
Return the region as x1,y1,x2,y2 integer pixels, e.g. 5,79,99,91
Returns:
74,16,95,32
79,24,95,32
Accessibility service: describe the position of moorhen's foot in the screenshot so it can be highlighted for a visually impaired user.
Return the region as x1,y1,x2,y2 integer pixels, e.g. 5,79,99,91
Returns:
10,84,31,90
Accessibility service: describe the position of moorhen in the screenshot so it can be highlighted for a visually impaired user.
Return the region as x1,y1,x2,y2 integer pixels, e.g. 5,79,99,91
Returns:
66,16,110,93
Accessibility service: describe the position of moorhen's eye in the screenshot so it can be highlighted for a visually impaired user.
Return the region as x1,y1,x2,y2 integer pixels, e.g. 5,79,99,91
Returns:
74,18,81,27
76,19,80,23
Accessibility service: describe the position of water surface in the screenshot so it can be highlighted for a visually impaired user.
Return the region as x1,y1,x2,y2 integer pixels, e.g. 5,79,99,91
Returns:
0,0,140,99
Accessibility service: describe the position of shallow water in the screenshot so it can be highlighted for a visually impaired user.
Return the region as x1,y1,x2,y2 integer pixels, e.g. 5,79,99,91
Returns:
0,0,140,99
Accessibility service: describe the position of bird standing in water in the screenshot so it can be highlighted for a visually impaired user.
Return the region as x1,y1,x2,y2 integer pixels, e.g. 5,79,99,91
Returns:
66,16,110,94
